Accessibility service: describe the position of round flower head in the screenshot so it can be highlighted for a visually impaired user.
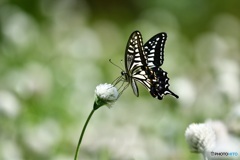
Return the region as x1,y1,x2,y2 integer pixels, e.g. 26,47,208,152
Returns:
94,83,119,110
185,123,216,153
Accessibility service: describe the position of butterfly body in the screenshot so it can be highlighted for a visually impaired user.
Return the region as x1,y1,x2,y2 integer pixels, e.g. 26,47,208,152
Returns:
116,31,178,100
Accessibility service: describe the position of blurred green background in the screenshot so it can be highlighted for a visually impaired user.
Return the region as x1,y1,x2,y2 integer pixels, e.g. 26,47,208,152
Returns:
0,0,240,160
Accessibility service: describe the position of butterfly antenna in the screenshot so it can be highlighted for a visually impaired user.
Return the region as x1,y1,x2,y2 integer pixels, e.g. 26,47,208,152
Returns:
109,59,124,71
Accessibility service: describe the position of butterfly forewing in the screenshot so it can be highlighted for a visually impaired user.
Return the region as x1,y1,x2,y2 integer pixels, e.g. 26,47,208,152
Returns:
125,31,147,71
124,31,147,96
144,32,167,68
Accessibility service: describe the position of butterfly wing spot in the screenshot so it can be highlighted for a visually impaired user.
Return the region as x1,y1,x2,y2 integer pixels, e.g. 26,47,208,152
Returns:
135,57,141,61
148,57,154,61
128,49,134,53
148,53,154,57
129,44,134,49
150,50,155,53
127,55,133,61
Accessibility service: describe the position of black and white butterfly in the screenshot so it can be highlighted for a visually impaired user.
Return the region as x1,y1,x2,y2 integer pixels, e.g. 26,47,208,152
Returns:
113,31,178,100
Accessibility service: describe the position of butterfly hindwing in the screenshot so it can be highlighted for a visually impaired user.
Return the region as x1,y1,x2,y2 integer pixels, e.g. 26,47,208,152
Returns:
150,67,179,99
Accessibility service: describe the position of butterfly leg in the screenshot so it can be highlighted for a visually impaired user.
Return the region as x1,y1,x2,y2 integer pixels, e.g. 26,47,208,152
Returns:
117,82,129,99
112,75,124,86
112,77,131,99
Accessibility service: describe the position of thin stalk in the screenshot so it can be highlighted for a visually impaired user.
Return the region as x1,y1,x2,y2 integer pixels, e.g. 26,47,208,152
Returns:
74,109,95,160
203,152,208,160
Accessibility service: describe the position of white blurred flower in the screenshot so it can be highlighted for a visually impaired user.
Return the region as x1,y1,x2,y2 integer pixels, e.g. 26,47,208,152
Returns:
206,120,240,156
6,62,52,99
0,90,20,118
94,83,118,110
23,120,61,154
185,123,216,153
1,5,39,48
1,140,22,160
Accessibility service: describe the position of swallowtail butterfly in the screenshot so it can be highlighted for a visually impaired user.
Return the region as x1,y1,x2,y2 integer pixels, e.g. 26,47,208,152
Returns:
113,31,178,100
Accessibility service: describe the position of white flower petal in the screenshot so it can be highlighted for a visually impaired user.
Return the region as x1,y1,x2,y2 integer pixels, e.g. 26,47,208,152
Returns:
94,83,119,109
185,123,216,153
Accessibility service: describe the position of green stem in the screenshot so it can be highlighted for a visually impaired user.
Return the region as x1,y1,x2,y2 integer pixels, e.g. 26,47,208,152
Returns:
74,109,95,160
203,152,208,160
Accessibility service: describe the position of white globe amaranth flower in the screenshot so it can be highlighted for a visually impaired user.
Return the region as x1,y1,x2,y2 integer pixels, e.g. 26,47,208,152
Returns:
94,83,119,110
185,123,216,153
